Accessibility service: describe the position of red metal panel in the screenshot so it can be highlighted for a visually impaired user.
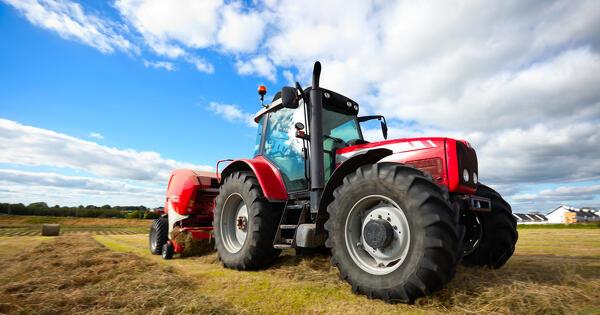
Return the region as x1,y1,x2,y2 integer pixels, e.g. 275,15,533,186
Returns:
220,156,288,201
337,137,477,194
445,139,477,194
165,169,217,216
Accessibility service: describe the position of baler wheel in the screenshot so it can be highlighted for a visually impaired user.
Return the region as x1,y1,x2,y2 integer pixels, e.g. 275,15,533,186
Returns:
461,184,518,268
325,163,460,303
149,217,168,255
162,242,174,260
214,171,282,270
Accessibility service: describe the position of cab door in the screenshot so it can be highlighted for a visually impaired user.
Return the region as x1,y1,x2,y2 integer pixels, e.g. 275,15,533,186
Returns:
260,102,308,192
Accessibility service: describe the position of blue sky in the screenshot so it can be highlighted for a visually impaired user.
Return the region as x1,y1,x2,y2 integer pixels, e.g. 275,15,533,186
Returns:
0,0,599,212
0,4,263,163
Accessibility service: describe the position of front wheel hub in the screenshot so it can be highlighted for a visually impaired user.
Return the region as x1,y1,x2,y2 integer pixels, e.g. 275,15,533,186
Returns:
363,219,394,249
345,195,411,275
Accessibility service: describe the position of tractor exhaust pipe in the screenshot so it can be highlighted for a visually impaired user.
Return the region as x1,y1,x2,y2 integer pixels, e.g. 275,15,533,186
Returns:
309,61,324,214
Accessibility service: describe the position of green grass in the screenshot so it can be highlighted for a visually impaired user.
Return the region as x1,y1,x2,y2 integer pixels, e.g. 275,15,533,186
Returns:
518,223,600,229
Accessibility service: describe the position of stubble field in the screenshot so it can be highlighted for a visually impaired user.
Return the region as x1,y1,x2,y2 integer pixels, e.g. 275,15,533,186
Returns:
0,215,598,314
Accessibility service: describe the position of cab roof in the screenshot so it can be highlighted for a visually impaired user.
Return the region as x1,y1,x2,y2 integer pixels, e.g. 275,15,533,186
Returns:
253,87,359,123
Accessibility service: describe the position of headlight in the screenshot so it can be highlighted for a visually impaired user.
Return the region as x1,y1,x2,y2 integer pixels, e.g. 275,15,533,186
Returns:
473,172,478,184
353,104,358,111
463,169,470,182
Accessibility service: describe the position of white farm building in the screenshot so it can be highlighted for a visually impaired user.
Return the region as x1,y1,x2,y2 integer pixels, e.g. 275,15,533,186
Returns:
546,205,600,224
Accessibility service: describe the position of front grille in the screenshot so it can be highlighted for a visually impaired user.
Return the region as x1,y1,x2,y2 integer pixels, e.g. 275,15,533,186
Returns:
456,141,478,188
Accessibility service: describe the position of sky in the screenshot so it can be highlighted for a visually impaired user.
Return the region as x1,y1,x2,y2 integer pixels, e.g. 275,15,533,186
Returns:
0,0,599,213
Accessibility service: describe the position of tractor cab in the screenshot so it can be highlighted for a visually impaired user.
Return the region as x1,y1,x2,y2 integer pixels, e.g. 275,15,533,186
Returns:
252,87,386,193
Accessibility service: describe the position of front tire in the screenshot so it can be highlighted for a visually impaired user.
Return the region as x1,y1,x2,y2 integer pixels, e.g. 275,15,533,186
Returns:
461,184,518,268
214,171,282,270
325,163,460,303
149,217,168,255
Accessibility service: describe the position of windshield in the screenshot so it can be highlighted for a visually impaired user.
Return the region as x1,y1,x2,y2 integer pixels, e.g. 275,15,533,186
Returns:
323,109,362,142
322,109,361,180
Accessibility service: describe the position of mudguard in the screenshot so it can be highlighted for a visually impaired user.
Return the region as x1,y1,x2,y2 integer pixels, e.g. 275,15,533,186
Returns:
220,155,288,202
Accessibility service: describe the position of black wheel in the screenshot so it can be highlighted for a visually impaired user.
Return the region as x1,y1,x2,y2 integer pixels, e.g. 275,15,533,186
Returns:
461,184,518,268
325,163,460,303
295,246,330,256
149,217,168,255
214,171,282,270
162,242,174,260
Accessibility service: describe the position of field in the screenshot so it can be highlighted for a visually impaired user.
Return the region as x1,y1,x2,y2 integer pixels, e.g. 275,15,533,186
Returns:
0,216,599,314
0,215,149,236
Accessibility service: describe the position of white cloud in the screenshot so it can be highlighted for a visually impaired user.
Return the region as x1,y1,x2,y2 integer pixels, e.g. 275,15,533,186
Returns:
89,132,104,139
0,178,163,207
143,60,175,71
2,0,139,54
282,70,295,86
217,2,264,53
0,169,161,194
0,118,212,183
236,56,276,81
114,0,219,73
477,123,600,184
185,56,214,74
512,185,600,203
205,102,255,127
115,0,222,53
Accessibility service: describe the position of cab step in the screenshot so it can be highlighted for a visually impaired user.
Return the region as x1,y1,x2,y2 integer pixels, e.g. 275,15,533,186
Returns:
273,199,309,248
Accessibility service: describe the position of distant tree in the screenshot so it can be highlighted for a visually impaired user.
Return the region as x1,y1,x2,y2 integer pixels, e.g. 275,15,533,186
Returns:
28,202,48,210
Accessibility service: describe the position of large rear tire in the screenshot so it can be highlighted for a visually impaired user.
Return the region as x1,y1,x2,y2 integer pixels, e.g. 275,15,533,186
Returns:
325,163,460,303
214,171,282,270
461,184,518,268
149,217,168,255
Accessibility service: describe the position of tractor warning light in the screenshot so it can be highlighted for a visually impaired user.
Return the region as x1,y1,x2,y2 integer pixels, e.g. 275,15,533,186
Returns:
258,85,267,107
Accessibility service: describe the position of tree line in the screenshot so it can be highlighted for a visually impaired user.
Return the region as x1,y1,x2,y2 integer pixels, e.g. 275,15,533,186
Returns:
0,202,161,219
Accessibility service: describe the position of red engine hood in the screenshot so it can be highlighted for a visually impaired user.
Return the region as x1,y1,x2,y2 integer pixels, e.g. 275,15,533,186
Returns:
336,137,476,194
337,137,449,160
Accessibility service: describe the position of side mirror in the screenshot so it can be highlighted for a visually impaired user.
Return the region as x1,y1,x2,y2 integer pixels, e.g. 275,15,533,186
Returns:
281,87,299,109
381,119,388,140
358,115,388,140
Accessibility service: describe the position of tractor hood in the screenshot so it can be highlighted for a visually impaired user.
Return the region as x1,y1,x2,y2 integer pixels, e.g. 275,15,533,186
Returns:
336,137,478,194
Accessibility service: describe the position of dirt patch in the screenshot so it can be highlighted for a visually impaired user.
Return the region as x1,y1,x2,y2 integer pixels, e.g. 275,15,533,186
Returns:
0,236,237,315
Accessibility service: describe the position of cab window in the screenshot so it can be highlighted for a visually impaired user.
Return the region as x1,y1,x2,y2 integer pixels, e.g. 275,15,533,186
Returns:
263,103,308,191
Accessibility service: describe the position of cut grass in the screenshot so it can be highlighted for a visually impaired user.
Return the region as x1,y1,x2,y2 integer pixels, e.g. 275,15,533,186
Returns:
1,214,598,314
95,229,600,314
0,215,149,236
0,236,236,315
0,236,50,259
0,215,150,227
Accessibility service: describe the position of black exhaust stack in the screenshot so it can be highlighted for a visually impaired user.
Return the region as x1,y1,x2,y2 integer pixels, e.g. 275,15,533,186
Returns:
309,61,324,214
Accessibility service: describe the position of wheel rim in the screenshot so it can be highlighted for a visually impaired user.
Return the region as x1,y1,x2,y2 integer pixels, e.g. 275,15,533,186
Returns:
344,195,411,275
462,213,482,256
220,193,249,254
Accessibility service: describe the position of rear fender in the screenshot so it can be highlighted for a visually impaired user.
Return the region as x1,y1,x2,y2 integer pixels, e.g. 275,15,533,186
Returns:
220,156,288,202
316,148,392,232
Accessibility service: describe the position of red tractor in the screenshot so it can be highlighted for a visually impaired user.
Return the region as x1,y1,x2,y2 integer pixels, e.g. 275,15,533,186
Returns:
149,62,518,303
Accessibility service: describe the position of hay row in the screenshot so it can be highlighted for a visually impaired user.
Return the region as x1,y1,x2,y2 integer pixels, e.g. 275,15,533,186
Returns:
0,229,142,237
